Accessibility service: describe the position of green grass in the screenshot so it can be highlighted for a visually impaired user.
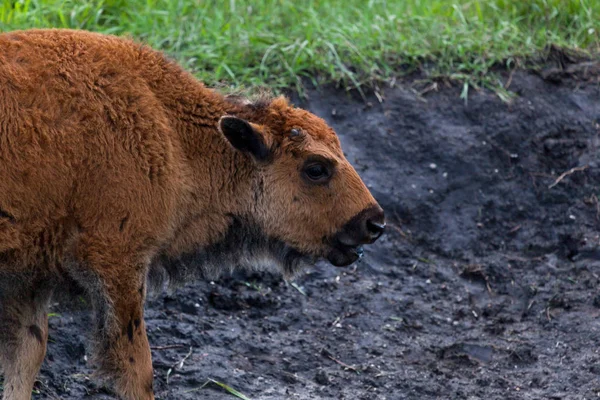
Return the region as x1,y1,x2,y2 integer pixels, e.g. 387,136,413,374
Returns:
0,0,598,94
184,378,252,400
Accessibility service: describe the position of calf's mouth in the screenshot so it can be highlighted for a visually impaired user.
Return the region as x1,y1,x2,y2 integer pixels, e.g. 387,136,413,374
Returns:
325,204,386,267
327,244,364,267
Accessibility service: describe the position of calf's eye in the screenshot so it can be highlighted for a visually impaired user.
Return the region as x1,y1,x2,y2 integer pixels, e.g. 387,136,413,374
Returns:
303,162,331,183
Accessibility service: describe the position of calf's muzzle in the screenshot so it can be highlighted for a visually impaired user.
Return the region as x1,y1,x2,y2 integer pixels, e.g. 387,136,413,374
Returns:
327,204,385,267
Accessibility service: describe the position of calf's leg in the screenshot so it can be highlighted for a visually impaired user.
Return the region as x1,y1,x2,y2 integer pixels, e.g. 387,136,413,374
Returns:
71,244,155,400
0,284,52,400
96,279,154,400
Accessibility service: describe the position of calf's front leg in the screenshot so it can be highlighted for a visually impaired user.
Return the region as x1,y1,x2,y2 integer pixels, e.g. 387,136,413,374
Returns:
70,237,155,400
90,270,155,400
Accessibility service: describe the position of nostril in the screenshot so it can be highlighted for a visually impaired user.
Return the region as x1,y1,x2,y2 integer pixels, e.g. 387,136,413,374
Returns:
336,206,385,247
366,219,385,239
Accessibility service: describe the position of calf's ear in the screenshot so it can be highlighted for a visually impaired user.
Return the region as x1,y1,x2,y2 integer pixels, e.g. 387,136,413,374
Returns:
218,116,270,161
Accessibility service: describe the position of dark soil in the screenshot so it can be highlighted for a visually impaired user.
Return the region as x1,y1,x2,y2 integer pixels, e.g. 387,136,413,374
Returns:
33,68,600,399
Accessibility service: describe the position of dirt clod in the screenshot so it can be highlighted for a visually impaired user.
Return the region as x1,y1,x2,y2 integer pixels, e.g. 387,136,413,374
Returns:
315,370,330,386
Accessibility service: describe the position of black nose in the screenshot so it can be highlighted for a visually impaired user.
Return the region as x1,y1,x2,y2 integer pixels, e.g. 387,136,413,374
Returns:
335,205,386,247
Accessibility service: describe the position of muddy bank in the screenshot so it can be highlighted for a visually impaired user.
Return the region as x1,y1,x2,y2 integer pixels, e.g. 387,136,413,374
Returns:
33,69,600,399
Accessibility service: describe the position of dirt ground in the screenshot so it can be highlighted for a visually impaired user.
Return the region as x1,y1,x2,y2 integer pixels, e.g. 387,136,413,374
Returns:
31,67,600,400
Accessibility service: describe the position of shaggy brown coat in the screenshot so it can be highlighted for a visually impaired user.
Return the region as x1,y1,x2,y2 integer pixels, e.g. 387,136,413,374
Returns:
0,29,383,400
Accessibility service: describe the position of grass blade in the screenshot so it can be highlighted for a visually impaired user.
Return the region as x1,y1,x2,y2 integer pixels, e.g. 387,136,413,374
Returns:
208,378,252,400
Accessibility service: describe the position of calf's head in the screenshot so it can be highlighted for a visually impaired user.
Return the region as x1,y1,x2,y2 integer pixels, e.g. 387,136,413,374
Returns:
218,97,384,273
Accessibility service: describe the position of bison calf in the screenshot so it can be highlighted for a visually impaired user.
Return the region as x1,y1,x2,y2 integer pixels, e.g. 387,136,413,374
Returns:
0,29,384,400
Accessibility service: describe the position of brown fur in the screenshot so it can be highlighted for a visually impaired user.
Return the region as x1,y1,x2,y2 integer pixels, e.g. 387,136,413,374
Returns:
0,29,381,400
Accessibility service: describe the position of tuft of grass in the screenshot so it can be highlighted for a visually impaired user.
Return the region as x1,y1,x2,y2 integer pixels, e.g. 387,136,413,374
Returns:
0,0,598,94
